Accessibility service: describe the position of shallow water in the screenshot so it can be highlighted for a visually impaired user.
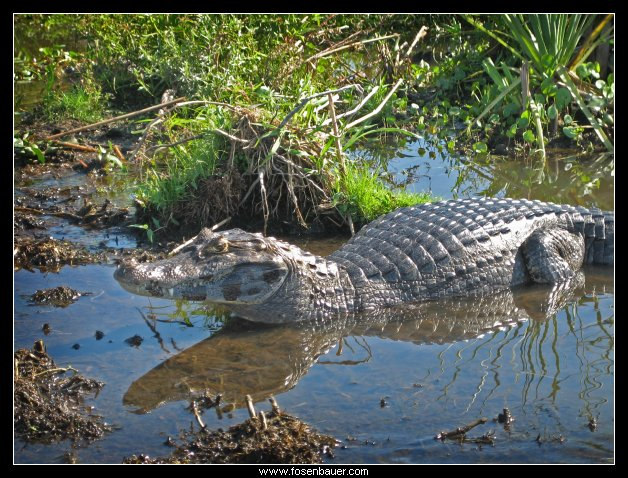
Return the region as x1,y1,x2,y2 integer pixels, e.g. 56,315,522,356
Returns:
14,147,614,464
14,263,614,464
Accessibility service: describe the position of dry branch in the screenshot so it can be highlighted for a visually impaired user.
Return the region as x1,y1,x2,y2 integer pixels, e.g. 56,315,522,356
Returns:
406,26,429,58
245,395,256,419
43,97,187,141
52,141,99,153
319,86,380,128
113,145,125,162
306,33,399,62
344,78,404,130
274,85,363,132
168,216,232,256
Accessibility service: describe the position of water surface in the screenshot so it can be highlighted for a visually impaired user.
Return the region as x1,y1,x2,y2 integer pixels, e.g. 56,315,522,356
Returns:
14,145,614,464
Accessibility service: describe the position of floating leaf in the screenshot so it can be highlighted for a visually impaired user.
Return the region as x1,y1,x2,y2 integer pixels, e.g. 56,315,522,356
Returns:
472,142,488,153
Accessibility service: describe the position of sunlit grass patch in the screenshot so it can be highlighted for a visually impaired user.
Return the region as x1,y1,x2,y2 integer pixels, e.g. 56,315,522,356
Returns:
42,84,107,123
334,161,433,224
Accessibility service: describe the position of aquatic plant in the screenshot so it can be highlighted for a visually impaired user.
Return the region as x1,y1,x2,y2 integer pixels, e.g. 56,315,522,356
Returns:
464,14,614,155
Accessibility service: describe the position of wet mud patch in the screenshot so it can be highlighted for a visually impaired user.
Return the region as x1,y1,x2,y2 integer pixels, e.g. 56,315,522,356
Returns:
29,286,90,307
123,407,337,464
14,341,111,444
15,117,139,171
15,185,130,232
14,228,167,273
14,236,106,272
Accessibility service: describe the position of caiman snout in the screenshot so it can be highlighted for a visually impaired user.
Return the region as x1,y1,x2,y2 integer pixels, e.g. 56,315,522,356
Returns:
114,255,211,300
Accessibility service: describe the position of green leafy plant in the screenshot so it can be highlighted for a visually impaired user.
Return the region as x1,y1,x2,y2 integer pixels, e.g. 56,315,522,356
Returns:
464,14,613,153
14,133,45,163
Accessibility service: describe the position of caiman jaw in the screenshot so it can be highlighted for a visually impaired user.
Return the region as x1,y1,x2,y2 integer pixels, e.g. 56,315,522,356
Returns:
114,257,212,300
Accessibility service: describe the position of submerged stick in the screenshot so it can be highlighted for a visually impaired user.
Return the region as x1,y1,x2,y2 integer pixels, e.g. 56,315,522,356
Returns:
435,417,488,440
43,97,187,141
15,206,82,221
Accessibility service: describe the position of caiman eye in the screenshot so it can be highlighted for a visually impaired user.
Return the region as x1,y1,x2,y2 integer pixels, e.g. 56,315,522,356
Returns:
200,237,229,256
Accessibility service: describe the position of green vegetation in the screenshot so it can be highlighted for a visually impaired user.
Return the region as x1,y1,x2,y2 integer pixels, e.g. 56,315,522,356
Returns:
462,14,614,155
14,14,614,235
42,83,107,123
334,162,432,224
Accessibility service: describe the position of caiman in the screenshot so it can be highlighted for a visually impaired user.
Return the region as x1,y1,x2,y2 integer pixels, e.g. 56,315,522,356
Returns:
114,197,614,323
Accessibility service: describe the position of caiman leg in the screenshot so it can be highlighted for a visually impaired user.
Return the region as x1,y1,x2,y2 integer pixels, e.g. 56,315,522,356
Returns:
522,229,585,284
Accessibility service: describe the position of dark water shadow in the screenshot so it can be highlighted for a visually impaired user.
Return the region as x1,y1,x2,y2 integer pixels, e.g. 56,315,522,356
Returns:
124,268,613,414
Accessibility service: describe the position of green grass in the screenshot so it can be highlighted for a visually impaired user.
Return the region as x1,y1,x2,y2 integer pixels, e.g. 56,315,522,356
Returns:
42,85,107,123
136,135,227,212
135,107,234,212
335,161,434,224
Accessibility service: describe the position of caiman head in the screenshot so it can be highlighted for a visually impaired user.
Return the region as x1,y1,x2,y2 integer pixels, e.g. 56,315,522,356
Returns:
114,228,294,305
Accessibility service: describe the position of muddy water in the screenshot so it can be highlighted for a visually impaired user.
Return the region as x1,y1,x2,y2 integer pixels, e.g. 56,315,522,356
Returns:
14,149,614,464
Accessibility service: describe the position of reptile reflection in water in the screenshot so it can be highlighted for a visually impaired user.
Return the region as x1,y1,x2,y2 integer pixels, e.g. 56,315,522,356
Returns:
123,269,612,414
